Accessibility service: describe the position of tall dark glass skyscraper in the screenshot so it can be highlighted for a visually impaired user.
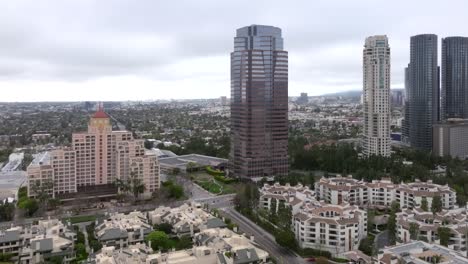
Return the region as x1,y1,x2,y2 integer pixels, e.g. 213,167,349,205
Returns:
230,25,288,180
441,37,468,120
405,34,439,151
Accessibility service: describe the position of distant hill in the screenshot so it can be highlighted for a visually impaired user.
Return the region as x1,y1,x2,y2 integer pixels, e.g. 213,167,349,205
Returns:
318,88,403,98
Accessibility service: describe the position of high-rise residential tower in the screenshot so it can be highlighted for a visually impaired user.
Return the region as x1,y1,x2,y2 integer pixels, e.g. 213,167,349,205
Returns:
405,34,439,151
441,37,468,120
230,25,288,180
362,35,391,157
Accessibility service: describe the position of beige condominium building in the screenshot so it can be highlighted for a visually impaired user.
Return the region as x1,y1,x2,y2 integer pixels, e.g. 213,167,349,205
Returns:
27,106,160,200
315,176,456,209
397,207,468,256
293,200,368,256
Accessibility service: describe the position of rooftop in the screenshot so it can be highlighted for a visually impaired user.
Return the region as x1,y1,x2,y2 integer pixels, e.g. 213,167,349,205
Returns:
30,152,51,166
159,154,227,168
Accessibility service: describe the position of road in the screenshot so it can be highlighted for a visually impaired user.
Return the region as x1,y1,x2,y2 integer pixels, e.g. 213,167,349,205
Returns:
375,230,390,250
221,207,304,264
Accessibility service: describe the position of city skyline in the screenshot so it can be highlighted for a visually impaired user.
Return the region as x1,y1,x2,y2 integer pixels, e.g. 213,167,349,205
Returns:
1,0,468,101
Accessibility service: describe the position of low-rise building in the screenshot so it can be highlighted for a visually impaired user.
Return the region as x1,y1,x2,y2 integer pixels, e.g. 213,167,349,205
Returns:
397,207,468,256
315,176,369,205
148,202,226,237
259,183,315,214
159,154,227,174
0,218,76,263
315,176,457,209
293,200,367,256
91,228,270,264
95,211,152,249
395,180,457,210
378,241,468,264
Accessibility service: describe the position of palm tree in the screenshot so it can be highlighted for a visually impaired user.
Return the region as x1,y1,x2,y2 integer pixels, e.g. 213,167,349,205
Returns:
132,178,146,200
129,170,146,200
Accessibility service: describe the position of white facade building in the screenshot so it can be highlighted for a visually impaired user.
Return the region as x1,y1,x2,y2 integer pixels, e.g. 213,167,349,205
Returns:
293,201,367,256
397,207,468,256
259,183,315,214
92,228,270,264
315,176,457,209
362,35,391,157
378,241,468,264
0,218,76,263
148,202,226,237
95,211,153,249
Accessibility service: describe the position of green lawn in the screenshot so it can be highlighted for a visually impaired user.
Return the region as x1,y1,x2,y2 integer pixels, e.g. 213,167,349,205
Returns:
196,180,222,194
191,171,239,195
64,215,99,224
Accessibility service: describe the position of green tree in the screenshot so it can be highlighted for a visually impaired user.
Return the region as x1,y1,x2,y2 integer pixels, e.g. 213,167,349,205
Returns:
437,227,451,246
30,179,53,209
48,256,63,264
146,231,171,251
421,197,428,211
367,210,375,232
275,229,297,250
0,201,15,221
48,198,61,210
388,202,399,245
432,196,443,214
154,223,173,234
89,239,102,252
75,243,88,261
0,253,13,262
409,223,419,240
169,184,184,199
131,177,146,200
176,235,193,250
18,198,38,216
358,236,374,256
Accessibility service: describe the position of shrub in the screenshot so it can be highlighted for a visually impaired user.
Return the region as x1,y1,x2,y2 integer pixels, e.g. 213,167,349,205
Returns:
299,248,332,258
213,174,236,184
206,166,225,176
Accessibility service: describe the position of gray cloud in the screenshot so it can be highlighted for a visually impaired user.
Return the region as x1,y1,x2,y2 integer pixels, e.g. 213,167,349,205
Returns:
0,0,467,99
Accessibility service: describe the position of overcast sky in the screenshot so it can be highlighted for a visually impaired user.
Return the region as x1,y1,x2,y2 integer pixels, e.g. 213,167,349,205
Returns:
0,0,466,102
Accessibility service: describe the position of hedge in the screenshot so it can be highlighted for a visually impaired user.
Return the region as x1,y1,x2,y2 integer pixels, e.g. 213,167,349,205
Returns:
298,248,332,258
214,174,237,184
206,166,225,176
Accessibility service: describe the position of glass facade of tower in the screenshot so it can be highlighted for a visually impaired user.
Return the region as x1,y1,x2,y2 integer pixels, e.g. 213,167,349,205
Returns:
406,34,439,151
441,36,468,120
230,25,288,179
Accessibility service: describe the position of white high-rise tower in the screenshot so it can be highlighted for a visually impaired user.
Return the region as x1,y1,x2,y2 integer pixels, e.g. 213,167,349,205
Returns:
362,35,391,157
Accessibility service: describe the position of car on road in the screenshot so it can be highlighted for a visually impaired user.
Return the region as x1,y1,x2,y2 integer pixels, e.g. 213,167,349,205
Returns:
305,257,316,262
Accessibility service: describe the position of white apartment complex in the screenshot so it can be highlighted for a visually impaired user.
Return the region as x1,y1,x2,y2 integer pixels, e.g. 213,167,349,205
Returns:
397,207,468,256
0,218,76,263
92,228,269,264
259,183,315,214
378,241,468,264
148,202,226,237
260,181,367,256
362,35,391,157
95,211,153,249
27,106,160,200
315,176,457,209
293,200,367,256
